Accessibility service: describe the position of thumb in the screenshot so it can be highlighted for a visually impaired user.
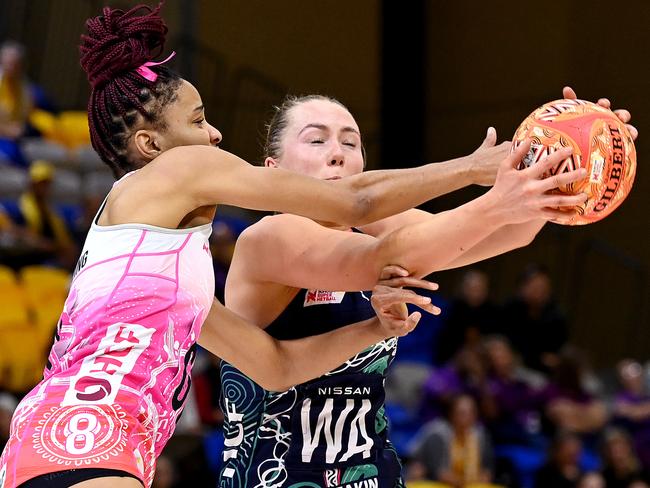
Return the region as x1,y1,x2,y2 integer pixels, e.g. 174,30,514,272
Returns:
563,86,577,100
405,312,422,332
478,127,497,150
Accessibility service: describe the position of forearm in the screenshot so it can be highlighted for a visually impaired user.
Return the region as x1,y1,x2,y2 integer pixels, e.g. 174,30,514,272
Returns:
344,156,475,225
198,300,386,392
274,319,386,391
375,193,506,277
440,219,546,270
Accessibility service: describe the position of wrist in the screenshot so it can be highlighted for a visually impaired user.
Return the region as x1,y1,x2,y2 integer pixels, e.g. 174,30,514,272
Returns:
470,191,511,228
367,319,390,341
455,155,477,187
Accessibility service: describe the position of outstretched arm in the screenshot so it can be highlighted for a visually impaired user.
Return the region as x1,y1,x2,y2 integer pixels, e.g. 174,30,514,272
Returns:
361,209,547,270
232,143,586,292
199,276,435,391
153,131,507,228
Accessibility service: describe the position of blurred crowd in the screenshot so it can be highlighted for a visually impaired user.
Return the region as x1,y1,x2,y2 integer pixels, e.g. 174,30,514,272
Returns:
388,267,650,488
0,38,648,488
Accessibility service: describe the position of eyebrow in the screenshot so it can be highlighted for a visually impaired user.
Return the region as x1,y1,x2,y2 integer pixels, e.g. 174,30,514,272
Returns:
192,104,204,114
298,123,360,136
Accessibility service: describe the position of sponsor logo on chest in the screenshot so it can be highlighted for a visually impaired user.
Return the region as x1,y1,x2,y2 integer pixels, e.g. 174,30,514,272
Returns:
318,386,371,396
304,290,346,307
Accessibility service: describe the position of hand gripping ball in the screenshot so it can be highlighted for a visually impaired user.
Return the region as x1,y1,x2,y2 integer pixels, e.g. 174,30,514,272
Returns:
512,98,636,225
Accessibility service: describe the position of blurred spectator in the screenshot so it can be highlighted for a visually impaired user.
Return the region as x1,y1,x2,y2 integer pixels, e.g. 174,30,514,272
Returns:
577,471,606,488
1,197,66,269
420,346,488,422
601,427,650,488
0,204,21,252
161,434,213,487
152,454,178,488
534,432,583,488
191,349,224,429
0,40,31,166
540,347,608,439
409,394,495,487
0,392,18,452
211,220,237,302
613,359,650,469
480,335,546,447
71,193,105,248
501,264,568,372
394,287,447,365
14,161,76,268
437,269,501,363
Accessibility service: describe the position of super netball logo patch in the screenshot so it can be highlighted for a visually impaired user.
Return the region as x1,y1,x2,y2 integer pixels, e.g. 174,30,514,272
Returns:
304,290,346,307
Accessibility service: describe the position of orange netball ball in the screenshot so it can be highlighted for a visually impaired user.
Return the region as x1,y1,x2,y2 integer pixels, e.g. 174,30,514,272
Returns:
512,98,636,225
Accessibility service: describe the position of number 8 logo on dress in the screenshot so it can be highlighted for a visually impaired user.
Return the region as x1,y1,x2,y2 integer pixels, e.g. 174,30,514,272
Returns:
64,412,99,455
33,404,130,466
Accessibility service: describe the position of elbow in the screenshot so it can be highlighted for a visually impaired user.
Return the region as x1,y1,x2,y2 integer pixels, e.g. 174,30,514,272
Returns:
518,221,546,248
518,230,537,248
255,371,293,393
251,350,294,392
340,182,373,226
353,193,373,225
509,226,540,251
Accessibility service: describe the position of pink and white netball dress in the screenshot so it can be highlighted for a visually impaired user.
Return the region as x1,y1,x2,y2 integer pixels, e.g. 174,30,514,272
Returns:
0,178,214,488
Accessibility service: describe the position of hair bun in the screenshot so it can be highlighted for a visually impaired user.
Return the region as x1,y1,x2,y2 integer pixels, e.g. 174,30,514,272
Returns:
80,4,168,90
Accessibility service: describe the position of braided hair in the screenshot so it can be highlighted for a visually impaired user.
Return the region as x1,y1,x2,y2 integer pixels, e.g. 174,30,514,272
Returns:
80,4,182,177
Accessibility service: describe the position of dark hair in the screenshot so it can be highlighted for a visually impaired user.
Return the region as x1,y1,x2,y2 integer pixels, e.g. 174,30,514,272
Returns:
552,345,588,394
0,40,26,58
550,430,581,455
263,94,366,164
80,4,182,178
517,263,550,286
445,393,476,420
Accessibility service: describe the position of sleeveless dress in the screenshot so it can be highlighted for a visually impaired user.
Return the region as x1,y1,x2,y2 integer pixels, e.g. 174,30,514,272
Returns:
218,287,404,488
0,175,215,488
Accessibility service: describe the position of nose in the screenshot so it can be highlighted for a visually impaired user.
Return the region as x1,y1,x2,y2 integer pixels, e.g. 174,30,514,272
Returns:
208,123,222,146
327,146,345,166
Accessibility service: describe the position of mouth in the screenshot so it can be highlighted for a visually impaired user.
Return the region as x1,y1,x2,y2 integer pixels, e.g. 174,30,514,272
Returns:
326,176,342,180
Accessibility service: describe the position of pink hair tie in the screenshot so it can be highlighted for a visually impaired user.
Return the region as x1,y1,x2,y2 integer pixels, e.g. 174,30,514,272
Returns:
135,51,176,82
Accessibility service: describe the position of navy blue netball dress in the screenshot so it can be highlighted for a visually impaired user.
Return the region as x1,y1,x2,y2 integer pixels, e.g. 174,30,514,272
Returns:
218,287,404,488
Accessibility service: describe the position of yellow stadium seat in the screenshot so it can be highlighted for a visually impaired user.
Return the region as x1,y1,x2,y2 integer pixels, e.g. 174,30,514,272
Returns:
20,265,70,304
32,301,61,350
56,111,91,149
0,287,30,329
29,110,91,149
28,109,58,140
0,265,17,286
0,326,45,393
